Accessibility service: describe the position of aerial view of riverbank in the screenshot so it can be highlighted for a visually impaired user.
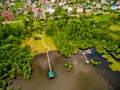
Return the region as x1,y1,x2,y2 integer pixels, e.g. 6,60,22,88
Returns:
0,0,120,90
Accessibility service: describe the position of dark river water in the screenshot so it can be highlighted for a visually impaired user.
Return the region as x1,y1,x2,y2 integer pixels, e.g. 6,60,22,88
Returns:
12,51,120,90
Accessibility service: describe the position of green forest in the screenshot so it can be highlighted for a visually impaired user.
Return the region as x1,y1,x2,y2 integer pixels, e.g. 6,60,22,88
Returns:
0,19,34,89
45,13,120,71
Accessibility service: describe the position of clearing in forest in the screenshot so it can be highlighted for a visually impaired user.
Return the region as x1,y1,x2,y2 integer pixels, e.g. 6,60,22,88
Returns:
21,33,56,54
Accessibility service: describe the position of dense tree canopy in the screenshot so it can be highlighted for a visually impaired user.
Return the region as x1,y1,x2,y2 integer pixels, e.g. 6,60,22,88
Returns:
45,14,120,71
0,21,34,89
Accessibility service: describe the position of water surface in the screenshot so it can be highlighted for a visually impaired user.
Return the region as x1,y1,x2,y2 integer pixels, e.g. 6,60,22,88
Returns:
13,51,119,90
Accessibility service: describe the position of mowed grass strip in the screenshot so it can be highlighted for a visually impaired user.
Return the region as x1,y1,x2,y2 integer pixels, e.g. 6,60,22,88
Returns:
21,35,56,54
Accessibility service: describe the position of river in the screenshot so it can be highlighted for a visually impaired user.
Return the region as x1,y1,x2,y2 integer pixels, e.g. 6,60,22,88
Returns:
12,51,120,90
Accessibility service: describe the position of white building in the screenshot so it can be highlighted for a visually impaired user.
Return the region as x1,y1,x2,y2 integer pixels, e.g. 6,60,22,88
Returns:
101,0,106,4
26,0,31,7
59,1,66,6
77,8,83,13
23,11,28,15
111,4,117,10
85,9,92,14
96,3,102,8
49,8,55,15
51,0,56,3
77,5,83,13
67,7,73,13
0,3,3,7
31,3,37,8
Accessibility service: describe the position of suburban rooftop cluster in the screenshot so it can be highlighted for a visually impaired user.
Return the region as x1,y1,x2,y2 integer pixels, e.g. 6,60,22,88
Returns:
0,0,120,21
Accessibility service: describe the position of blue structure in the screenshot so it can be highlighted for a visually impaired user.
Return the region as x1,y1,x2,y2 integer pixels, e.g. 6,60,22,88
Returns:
111,4,116,7
111,4,117,10
48,71,55,79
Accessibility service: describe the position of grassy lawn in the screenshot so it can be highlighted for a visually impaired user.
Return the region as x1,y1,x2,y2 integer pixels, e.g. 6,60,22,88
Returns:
21,33,57,54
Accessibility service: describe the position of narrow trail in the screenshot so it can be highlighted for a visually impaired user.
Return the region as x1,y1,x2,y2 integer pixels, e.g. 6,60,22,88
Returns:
40,35,52,72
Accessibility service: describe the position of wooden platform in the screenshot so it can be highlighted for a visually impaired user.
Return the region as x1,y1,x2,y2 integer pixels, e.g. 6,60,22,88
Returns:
48,71,55,79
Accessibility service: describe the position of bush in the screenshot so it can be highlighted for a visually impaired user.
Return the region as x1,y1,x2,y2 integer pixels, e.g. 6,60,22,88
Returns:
64,61,72,71
90,59,101,66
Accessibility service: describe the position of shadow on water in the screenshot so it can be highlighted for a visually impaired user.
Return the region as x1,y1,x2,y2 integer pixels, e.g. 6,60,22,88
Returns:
13,51,120,90
86,48,120,90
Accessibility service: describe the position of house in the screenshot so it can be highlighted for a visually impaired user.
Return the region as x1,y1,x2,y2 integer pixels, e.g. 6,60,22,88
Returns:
31,3,37,8
51,5,56,9
44,8,50,13
111,4,117,10
1,11,14,21
101,0,106,4
44,8,55,15
116,1,120,6
77,5,83,13
23,11,28,15
86,0,90,4
87,5,93,9
26,0,31,7
67,7,73,13
22,6,27,12
110,1,114,4
49,8,55,15
71,0,76,2
39,12,44,18
6,0,12,7
44,3,50,8
51,0,55,3
96,3,102,8
85,9,92,14
63,4,68,10
82,3,87,9
49,2,56,9
102,6,107,10
31,8,40,12
59,1,66,6
92,1,97,6
41,0,47,4
0,3,3,7
11,3,15,6
34,11,39,17
116,1,120,9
